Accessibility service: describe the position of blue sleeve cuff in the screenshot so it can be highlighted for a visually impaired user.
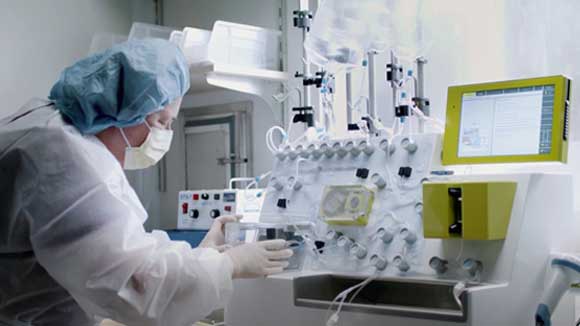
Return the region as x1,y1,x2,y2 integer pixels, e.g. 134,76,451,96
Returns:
535,303,551,326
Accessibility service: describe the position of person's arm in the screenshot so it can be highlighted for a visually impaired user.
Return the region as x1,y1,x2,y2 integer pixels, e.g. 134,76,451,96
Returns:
24,130,233,326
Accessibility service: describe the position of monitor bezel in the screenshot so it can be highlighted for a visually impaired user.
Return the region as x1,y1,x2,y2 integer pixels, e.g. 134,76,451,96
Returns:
442,75,570,165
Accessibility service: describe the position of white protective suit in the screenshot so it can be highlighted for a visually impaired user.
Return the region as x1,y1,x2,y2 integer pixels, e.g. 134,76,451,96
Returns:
0,99,234,326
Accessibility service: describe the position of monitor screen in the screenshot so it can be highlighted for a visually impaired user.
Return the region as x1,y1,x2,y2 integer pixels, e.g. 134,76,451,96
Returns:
457,85,555,158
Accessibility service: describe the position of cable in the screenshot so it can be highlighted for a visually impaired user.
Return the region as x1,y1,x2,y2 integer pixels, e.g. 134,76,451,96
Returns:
347,275,375,303
266,126,288,154
228,177,255,189
411,106,445,131
453,282,467,310
325,272,379,326
273,85,303,109
455,239,465,263
290,132,309,146
293,158,308,187
347,64,369,118
245,171,272,189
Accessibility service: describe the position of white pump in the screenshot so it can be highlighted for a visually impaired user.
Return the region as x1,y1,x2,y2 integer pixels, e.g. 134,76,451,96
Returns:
536,253,580,326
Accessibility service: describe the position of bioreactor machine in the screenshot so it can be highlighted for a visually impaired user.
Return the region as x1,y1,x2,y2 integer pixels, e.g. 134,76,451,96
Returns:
225,75,578,326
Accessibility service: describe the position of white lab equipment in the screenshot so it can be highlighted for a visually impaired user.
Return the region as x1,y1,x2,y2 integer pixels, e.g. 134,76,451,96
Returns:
170,21,281,71
145,20,288,109
178,27,211,64
225,73,578,326
177,188,265,230
191,0,579,323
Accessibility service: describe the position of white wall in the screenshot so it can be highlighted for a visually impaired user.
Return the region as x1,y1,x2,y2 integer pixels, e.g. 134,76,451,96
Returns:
0,0,135,119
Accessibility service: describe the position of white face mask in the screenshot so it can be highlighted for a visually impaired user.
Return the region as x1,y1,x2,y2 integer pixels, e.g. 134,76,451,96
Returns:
120,122,174,170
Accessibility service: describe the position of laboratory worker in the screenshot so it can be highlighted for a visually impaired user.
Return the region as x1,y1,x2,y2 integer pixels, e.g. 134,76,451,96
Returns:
0,39,293,326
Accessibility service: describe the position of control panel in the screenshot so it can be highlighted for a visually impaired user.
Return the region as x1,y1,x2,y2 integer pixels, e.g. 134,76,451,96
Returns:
177,188,265,230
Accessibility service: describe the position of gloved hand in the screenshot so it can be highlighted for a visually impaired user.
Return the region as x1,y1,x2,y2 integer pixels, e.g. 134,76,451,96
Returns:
225,239,294,279
199,215,241,252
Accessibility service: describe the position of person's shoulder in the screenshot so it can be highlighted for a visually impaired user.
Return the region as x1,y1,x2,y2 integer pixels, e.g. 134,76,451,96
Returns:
23,126,96,172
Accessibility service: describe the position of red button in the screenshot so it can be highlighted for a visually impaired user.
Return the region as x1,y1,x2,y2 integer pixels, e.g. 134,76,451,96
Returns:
193,194,199,200
182,202,189,214
224,206,232,212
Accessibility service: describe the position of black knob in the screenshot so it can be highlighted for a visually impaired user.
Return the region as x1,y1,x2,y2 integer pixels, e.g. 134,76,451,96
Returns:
277,198,287,209
355,168,370,179
189,209,199,219
201,193,210,200
210,209,220,219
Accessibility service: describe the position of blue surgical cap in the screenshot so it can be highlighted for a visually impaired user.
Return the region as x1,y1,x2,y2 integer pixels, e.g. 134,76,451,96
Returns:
49,38,190,134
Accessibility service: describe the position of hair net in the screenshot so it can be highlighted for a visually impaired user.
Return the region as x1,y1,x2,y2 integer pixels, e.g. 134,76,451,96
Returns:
49,39,190,134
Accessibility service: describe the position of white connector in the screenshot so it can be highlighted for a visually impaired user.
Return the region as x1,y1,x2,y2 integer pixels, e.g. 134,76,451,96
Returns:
370,254,388,271
337,235,353,249
401,137,418,153
349,243,367,259
321,143,334,158
334,142,347,158
400,227,417,245
371,173,387,189
393,255,410,272
379,138,389,153
360,140,375,155
377,227,395,244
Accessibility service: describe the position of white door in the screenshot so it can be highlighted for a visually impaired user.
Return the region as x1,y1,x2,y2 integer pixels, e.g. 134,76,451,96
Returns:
184,123,231,189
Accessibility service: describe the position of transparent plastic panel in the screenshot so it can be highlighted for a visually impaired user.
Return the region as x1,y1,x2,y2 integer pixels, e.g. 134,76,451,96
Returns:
304,0,391,71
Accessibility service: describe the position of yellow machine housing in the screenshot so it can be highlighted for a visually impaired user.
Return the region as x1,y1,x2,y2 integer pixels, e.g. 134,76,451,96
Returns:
423,181,516,240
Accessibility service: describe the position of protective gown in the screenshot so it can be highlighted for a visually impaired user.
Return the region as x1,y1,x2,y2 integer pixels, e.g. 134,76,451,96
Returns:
0,99,234,326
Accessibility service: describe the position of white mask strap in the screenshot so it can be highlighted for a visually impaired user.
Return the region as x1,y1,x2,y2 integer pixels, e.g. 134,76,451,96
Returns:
119,121,151,148
119,128,131,147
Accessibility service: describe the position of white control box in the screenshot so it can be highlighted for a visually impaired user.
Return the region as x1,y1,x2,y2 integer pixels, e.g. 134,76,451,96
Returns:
177,188,265,230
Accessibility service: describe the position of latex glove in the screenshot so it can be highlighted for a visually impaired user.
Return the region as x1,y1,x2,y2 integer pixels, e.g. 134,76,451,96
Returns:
225,240,294,279
199,215,241,252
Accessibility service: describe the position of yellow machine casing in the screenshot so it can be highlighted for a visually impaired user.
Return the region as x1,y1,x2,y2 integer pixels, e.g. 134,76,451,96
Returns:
423,181,516,240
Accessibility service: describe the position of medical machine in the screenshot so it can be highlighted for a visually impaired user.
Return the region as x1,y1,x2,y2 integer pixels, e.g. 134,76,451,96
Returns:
177,188,265,230
225,72,578,326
